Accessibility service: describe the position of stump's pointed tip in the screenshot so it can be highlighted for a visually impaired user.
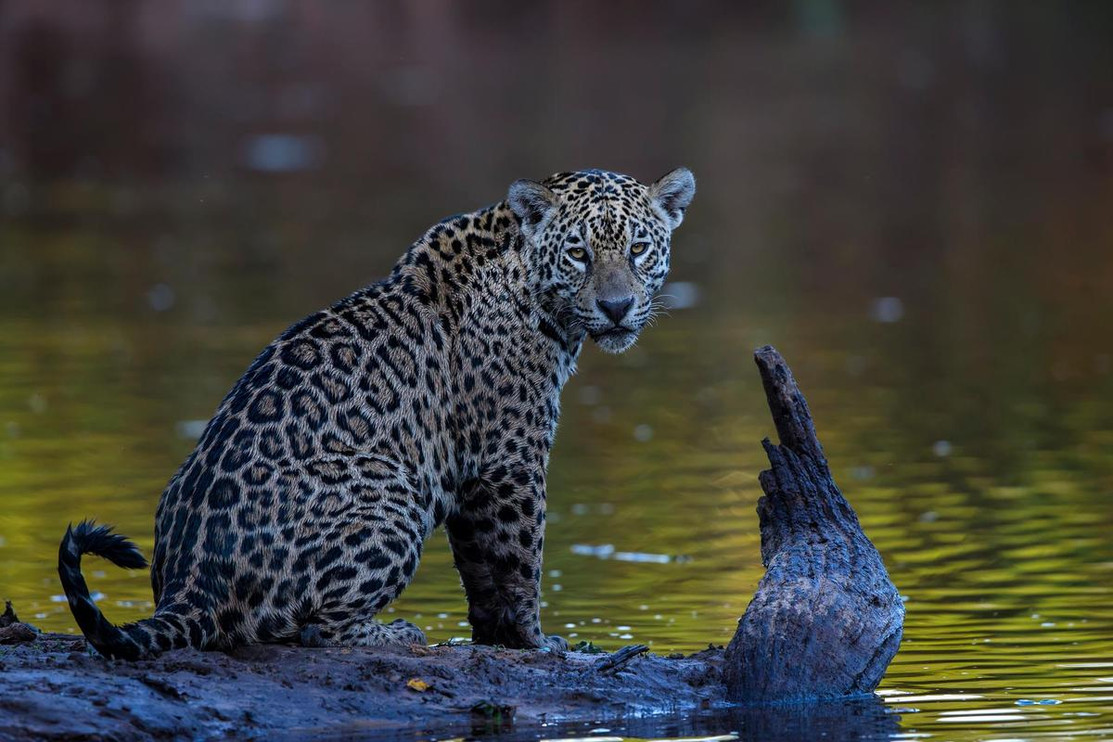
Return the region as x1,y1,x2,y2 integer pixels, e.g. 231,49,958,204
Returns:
753,345,783,368
754,346,800,396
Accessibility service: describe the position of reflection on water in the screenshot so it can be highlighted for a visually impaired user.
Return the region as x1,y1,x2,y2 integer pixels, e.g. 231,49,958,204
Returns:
365,697,900,742
2,2,1113,740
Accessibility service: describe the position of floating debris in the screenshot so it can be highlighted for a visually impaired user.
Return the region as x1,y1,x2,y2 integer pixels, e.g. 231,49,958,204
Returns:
870,296,904,323
244,133,324,173
147,283,175,312
572,543,614,558
51,592,104,603
175,420,208,439
570,544,685,564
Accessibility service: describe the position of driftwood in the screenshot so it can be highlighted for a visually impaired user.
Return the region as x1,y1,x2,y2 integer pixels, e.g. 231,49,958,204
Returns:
723,346,905,701
0,346,903,739
0,601,37,645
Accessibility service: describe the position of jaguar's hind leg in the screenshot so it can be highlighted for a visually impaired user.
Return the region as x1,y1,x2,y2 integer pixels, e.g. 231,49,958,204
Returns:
300,617,426,648
269,454,433,650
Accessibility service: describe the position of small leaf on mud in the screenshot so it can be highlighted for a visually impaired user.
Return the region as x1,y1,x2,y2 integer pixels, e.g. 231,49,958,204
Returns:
405,678,430,692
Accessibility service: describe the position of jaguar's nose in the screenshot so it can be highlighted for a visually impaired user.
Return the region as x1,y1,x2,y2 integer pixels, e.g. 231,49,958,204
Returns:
596,296,635,325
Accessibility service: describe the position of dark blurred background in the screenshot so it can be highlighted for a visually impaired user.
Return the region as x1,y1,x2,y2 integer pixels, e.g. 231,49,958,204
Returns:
3,3,1113,737
4,1,1111,323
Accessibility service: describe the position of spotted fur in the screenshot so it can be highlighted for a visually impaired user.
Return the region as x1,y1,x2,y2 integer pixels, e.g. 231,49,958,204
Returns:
58,167,696,659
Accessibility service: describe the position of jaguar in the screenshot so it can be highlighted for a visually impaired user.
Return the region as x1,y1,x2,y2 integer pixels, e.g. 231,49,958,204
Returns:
58,167,696,659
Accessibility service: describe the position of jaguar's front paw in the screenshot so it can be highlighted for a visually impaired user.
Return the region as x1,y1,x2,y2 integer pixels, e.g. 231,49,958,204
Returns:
543,633,569,652
387,618,427,647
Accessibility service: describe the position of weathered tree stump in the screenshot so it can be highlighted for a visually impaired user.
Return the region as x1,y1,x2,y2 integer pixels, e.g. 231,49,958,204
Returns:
723,346,905,701
0,346,904,738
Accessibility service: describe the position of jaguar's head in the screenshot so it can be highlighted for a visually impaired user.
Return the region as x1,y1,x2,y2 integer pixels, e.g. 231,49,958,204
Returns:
508,167,696,353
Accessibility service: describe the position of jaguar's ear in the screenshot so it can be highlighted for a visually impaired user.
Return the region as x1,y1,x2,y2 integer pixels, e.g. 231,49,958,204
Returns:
649,167,696,230
508,179,558,232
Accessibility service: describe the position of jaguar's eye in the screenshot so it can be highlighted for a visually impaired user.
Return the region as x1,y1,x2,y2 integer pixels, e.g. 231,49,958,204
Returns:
567,246,588,261
630,241,651,256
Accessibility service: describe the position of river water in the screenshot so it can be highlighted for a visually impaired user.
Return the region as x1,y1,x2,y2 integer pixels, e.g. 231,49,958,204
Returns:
2,3,1112,739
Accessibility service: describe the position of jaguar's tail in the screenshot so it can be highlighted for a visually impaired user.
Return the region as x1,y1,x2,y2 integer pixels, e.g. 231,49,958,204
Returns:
58,520,190,660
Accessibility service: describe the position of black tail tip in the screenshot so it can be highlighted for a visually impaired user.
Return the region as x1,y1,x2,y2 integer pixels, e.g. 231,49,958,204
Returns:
66,519,149,570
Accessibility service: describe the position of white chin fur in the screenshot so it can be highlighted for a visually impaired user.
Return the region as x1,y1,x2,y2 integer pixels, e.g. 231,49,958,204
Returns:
593,330,638,354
